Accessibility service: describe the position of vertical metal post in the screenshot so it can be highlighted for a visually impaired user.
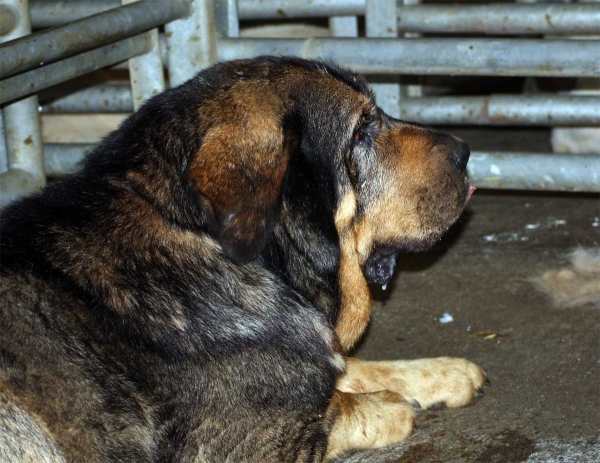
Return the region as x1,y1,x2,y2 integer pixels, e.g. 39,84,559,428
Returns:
215,0,240,38
0,112,7,174
365,0,400,117
121,0,166,109
1,0,45,208
401,0,423,98
165,0,217,86
329,16,358,38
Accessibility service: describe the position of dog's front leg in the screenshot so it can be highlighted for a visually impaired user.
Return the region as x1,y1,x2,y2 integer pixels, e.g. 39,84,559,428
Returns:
337,357,488,410
323,389,415,461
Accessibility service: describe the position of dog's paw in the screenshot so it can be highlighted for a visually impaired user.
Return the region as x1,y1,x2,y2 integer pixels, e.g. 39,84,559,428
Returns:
338,357,488,410
325,390,415,459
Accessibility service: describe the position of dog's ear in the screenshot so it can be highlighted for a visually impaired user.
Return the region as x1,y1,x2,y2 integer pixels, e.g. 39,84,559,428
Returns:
188,106,291,263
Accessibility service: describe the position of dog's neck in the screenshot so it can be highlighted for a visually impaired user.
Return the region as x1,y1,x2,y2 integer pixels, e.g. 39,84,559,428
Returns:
261,155,343,325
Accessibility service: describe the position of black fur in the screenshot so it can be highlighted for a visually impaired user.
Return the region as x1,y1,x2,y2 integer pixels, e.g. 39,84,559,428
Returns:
0,57,371,462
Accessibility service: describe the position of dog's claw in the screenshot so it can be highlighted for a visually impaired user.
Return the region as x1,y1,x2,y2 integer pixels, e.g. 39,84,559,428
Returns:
475,387,485,397
409,399,421,409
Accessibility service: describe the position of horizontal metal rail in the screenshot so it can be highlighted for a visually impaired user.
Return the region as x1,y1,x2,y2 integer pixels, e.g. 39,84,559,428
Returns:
29,0,365,27
0,0,189,79
44,144,96,177
0,33,153,105
42,143,600,192
396,4,600,35
467,152,600,192
28,1,600,36
41,85,134,113
218,38,600,77
30,1,120,28
39,85,600,128
400,95,600,127
238,0,365,20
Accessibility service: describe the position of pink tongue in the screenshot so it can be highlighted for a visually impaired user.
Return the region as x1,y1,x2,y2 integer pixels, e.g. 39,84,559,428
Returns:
466,185,476,201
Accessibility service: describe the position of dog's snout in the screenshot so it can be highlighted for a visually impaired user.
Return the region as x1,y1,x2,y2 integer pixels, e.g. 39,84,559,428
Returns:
449,141,470,172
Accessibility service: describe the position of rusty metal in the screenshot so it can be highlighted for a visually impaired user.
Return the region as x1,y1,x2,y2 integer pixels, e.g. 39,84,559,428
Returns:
0,33,153,105
1,0,45,208
41,85,134,113
0,4,18,36
0,0,189,79
165,0,216,87
121,0,165,109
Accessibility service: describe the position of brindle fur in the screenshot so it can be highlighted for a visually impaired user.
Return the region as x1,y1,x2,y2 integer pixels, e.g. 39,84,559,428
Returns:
0,57,477,462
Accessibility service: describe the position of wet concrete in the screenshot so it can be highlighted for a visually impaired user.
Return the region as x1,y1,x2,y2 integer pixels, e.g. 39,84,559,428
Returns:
348,191,600,462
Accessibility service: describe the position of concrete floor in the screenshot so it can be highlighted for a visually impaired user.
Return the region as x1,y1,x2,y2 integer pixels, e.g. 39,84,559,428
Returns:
346,191,600,462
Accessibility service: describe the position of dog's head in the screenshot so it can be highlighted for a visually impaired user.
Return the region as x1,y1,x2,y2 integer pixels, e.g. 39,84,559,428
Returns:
183,57,472,349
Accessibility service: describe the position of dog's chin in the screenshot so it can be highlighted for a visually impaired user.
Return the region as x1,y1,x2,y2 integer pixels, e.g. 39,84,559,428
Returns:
363,189,472,288
363,248,398,287
363,235,444,287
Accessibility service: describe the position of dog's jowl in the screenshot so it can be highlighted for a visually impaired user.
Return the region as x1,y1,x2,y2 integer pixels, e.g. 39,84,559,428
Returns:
0,57,486,462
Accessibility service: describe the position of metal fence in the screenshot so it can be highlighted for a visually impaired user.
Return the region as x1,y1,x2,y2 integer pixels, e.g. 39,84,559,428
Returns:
1,0,599,207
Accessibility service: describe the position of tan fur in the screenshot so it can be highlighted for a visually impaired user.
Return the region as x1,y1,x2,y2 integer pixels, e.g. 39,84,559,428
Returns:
334,191,372,351
332,126,468,350
189,84,290,256
531,247,600,309
355,127,465,260
337,357,487,409
0,390,67,463
324,390,415,461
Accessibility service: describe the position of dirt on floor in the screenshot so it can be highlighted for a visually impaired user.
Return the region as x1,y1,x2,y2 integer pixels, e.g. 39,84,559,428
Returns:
343,191,600,462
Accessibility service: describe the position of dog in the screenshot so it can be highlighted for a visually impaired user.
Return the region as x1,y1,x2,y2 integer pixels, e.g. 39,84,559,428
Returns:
0,57,486,462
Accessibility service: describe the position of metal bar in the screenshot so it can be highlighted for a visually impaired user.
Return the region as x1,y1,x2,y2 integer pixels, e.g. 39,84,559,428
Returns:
215,0,240,38
0,33,153,105
400,95,600,127
41,85,134,113
399,0,423,99
0,0,189,79
42,143,600,192
218,38,600,77
467,152,600,192
366,0,400,118
39,86,600,127
122,0,165,109
0,4,18,36
166,0,216,87
29,1,600,36
397,4,600,36
30,0,366,25
1,0,45,209
328,16,358,38
44,143,95,178
238,0,365,20
111,32,168,70
30,1,120,28
0,111,7,173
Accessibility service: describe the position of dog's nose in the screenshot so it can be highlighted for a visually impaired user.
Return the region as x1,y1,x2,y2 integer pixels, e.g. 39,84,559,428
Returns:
449,141,470,172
